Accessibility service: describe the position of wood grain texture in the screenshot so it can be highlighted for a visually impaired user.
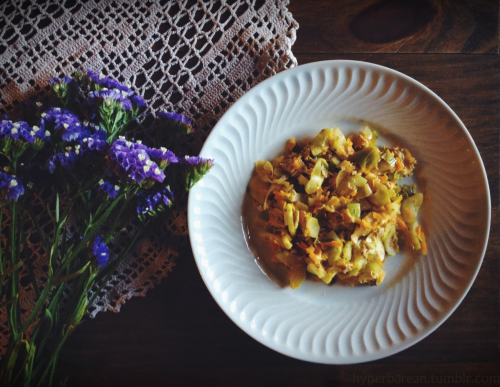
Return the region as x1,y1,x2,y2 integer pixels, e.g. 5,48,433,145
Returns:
288,0,499,54
54,52,499,386
52,1,499,386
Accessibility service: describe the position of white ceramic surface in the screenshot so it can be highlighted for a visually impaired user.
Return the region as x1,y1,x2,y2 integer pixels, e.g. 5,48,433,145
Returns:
187,60,491,364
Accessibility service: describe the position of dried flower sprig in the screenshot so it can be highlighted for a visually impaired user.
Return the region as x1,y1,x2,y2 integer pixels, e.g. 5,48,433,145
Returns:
0,70,212,387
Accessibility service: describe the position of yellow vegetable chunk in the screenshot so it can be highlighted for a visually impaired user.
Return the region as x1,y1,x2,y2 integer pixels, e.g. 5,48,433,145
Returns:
305,216,320,238
305,158,328,194
289,265,307,289
310,128,333,156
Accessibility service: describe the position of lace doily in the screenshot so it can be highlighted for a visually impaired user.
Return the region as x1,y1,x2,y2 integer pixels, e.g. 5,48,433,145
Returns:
0,0,298,353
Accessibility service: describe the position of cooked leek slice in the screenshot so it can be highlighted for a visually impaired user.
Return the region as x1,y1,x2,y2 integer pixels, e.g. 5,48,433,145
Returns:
347,203,361,218
304,216,320,238
307,262,326,279
382,224,398,256
284,203,296,236
310,128,333,156
255,160,273,182
352,146,380,171
328,127,349,158
305,158,328,194
369,182,395,206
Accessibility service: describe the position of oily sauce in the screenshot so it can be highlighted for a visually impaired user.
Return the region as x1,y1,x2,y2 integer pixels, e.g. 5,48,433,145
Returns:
241,188,289,288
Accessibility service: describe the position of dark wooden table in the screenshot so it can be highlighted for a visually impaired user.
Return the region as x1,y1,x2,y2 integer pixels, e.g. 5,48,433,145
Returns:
56,1,500,386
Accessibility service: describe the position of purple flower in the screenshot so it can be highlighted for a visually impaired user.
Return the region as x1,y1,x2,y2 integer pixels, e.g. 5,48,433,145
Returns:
87,124,107,140
62,126,91,142
50,76,73,101
86,69,102,83
50,76,72,85
156,111,194,137
80,123,109,153
136,186,173,214
92,236,109,268
178,156,213,166
81,128,109,152
178,156,213,190
147,147,178,167
88,89,133,111
0,120,35,143
31,124,52,142
157,111,192,124
39,108,87,142
98,179,120,199
47,150,78,173
86,70,133,96
131,94,147,107
0,172,25,201
107,138,165,183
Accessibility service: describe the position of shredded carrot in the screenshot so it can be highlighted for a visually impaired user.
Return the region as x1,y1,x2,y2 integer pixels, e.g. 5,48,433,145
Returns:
416,225,427,255
292,159,301,169
273,190,286,201
395,159,404,172
404,208,415,220
396,216,407,230
396,216,413,242
306,245,321,264
321,240,343,247
421,233,427,255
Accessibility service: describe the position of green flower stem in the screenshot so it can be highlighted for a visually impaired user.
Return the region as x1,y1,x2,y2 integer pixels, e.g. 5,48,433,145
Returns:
27,205,50,259
34,269,93,386
0,207,6,303
19,277,54,334
87,221,145,309
55,192,125,277
46,284,64,321
0,334,24,386
9,200,20,337
49,196,74,277
104,187,138,244
55,191,59,223
0,207,4,273
18,193,71,334
22,212,41,299
0,260,23,309
109,109,124,141
0,295,18,310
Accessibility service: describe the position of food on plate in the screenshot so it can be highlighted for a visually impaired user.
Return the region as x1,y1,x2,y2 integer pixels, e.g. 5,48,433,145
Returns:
244,127,426,289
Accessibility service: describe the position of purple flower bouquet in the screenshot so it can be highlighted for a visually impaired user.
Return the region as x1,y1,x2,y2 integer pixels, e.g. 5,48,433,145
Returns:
0,70,212,386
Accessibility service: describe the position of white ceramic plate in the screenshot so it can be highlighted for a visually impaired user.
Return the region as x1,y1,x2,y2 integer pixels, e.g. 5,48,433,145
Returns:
187,60,490,364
